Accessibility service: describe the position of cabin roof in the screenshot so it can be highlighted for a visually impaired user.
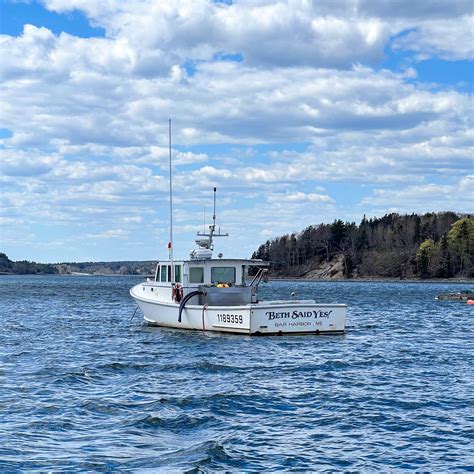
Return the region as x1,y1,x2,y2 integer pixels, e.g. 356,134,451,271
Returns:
156,258,269,266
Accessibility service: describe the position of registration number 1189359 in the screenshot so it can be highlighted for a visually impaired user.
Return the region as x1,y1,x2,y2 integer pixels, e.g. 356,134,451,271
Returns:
216,313,243,324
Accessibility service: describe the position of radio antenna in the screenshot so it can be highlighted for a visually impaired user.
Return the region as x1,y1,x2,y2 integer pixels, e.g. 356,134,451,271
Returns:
168,118,174,281
196,187,228,251
212,187,216,232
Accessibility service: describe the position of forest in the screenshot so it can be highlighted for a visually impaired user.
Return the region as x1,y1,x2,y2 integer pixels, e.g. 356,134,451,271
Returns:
0,253,58,275
0,253,155,276
252,213,474,279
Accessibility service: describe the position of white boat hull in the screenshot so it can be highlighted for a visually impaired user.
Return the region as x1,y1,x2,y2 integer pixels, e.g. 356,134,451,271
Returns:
130,284,346,335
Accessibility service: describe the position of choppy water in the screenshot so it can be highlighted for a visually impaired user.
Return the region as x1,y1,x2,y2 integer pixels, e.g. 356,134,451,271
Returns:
1,275,473,471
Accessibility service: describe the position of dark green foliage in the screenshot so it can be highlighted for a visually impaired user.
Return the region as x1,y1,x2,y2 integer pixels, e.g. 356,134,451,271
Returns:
0,253,14,272
330,219,346,249
0,253,58,274
437,234,452,278
253,212,473,279
0,254,155,275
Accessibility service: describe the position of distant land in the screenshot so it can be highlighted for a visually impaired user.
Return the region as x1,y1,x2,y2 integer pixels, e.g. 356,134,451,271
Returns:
1,212,473,280
0,254,155,276
252,212,473,280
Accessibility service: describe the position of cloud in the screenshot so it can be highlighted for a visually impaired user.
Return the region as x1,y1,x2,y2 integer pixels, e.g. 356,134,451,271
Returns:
288,192,333,203
267,191,334,204
84,228,130,239
40,0,473,67
122,216,142,223
38,0,387,70
1,149,59,176
1,0,472,261
2,25,470,149
392,16,474,61
361,176,474,213
0,25,136,82
356,0,472,20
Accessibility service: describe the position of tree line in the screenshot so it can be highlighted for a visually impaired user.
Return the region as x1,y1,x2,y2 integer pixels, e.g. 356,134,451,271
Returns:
252,212,474,279
0,253,155,275
0,253,58,274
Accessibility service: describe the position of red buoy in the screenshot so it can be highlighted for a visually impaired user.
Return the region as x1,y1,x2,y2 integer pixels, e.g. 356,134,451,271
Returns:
467,300,474,305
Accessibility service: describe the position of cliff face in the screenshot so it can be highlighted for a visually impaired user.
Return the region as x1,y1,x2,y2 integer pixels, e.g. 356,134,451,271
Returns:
301,255,345,280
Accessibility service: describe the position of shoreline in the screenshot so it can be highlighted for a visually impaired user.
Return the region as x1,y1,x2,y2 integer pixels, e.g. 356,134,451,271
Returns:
270,277,474,285
1,273,472,284
264,276,474,284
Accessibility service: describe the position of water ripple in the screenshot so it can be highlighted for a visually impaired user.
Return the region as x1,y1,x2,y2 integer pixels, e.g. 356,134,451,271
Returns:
1,275,473,471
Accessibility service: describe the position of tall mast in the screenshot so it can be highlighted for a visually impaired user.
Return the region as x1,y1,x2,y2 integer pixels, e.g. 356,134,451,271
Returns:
168,118,174,281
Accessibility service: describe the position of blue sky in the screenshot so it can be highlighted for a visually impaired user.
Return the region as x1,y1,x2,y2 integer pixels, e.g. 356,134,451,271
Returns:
0,0,473,263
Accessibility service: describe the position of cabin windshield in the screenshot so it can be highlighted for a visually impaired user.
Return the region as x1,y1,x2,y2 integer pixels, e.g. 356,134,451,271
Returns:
211,266,236,284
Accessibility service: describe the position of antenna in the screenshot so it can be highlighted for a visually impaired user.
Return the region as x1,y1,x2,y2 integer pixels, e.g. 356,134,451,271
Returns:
212,186,216,231
196,187,228,252
168,118,174,281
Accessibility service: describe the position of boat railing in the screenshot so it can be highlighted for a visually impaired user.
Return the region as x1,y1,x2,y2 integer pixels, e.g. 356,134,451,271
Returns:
249,267,268,301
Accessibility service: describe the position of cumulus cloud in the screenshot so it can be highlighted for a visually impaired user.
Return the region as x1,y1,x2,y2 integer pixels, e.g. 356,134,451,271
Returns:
40,0,473,67
1,149,60,177
0,0,472,261
38,0,386,70
392,16,474,61
84,228,130,239
266,191,334,204
4,54,470,150
361,175,474,213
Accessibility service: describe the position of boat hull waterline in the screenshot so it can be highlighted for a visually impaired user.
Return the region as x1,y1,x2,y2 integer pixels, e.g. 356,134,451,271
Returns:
131,285,346,335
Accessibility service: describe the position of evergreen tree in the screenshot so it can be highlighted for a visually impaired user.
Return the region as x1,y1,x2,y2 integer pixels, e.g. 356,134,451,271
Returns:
330,219,346,249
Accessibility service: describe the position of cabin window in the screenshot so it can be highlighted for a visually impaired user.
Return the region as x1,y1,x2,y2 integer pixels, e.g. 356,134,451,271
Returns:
175,265,182,283
189,267,204,283
167,265,172,282
211,267,236,284
160,265,167,282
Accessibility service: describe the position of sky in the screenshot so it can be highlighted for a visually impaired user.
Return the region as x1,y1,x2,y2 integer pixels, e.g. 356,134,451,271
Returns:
0,0,473,263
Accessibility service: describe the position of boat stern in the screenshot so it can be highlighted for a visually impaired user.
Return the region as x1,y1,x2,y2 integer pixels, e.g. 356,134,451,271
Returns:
249,301,346,335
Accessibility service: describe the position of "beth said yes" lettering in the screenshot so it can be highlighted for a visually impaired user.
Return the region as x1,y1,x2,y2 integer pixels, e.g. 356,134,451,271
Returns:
266,309,332,320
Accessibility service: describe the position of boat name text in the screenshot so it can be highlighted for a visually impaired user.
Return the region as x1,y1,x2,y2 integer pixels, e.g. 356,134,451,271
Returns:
266,310,332,320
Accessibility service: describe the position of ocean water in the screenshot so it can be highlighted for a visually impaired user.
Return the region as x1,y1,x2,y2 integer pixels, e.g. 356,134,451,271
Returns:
0,275,473,471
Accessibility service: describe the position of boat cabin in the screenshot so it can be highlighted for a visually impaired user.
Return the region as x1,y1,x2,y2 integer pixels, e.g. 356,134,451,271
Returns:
141,258,268,307
141,187,268,307
153,258,267,288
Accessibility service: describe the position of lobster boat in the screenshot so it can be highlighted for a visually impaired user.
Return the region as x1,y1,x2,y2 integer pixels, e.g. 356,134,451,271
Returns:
130,190,346,336
129,121,346,335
